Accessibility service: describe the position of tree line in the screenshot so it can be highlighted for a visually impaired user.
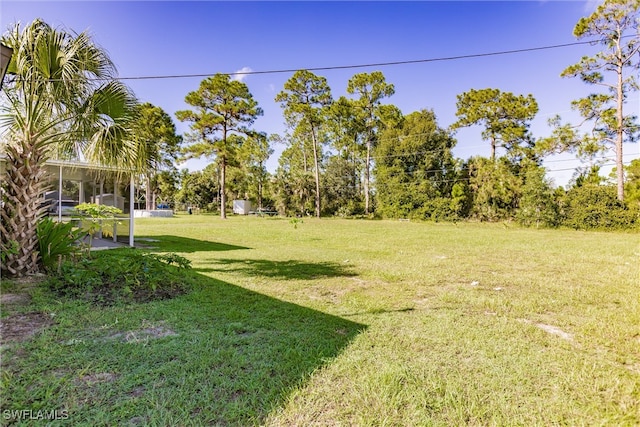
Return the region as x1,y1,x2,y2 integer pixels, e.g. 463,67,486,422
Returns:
149,0,639,228
1,0,638,277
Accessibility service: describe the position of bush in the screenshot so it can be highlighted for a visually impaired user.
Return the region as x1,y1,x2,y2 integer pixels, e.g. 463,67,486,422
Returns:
412,198,457,222
335,200,365,218
36,217,84,271
47,249,194,304
562,185,639,230
516,166,558,228
74,203,122,252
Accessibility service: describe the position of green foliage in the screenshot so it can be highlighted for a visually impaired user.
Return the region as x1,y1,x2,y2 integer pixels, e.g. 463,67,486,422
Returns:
321,156,363,216
516,165,558,228
276,70,333,218
451,88,538,160
335,200,365,218
375,110,457,219
151,170,180,208
75,203,122,234
75,203,122,219
562,185,638,230
450,181,472,218
74,203,123,254
551,0,640,201
130,102,182,209
0,19,142,276
417,197,457,222
47,249,193,304
290,217,304,229
226,132,274,208
132,102,182,171
468,157,521,221
622,159,640,208
346,71,396,214
177,73,263,218
175,166,219,211
0,240,19,264
36,217,84,271
273,141,316,216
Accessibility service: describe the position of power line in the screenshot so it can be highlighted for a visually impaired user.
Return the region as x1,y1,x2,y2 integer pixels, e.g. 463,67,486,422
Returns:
121,40,598,81
10,38,628,83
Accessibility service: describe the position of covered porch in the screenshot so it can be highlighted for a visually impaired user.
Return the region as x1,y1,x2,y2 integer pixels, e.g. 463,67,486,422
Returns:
44,160,137,248
1,157,138,248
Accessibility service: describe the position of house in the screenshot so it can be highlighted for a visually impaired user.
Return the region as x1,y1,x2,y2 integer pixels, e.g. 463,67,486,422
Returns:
0,157,137,247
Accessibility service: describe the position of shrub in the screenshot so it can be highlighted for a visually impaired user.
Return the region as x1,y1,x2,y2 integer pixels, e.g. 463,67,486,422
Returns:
335,200,365,218
516,166,558,228
562,185,639,230
47,248,194,304
74,203,122,253
36,217,84,271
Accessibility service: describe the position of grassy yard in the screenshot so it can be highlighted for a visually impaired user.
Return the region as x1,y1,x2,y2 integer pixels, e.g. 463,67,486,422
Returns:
1,216,639,425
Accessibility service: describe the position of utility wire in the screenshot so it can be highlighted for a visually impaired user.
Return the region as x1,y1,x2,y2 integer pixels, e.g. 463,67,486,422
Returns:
10,37,631,83
118,38,636,81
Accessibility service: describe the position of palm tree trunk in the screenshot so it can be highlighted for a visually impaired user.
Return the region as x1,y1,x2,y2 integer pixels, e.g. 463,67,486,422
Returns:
0,140,48,276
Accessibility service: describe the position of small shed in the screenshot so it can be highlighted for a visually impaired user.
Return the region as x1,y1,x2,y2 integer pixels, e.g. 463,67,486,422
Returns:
233,200,252,215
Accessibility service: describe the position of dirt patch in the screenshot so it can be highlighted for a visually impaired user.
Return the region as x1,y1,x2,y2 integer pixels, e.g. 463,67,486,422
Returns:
0,312,54,344
535,323,573,341
74,372,118,386
519,318,573,341
104,322,178,343
129,386,145,398
0,293,31,305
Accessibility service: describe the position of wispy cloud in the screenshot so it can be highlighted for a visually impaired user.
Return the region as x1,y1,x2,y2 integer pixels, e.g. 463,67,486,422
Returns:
231,66,253,82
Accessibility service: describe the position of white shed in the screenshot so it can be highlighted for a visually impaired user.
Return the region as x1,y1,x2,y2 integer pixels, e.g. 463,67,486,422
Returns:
233,200,252,215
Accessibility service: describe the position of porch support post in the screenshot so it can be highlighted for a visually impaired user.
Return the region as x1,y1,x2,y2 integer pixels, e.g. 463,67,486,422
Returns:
129,175,135,247
79,179,85,204
98,180,104,239
58,165,62,222
113,179,118,242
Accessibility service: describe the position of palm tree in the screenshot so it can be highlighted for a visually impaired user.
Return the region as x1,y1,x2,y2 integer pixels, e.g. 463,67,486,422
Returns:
0,19,145,276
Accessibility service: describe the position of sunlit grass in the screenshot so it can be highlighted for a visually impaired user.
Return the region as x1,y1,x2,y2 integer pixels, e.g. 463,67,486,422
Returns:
1,215,638,425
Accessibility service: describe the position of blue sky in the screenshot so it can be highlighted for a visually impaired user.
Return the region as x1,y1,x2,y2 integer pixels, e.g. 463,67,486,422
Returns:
2,0,638,186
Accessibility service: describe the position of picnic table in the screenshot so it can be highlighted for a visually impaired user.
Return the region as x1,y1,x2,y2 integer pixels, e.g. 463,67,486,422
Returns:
249,208,278,217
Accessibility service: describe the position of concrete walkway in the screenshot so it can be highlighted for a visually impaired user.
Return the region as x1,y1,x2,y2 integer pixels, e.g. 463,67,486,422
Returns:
82,236,129,251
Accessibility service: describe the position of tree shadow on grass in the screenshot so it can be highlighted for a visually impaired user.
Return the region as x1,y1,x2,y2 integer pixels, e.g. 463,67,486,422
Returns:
197,258,357,280
136,235,250,253
3,274,366,425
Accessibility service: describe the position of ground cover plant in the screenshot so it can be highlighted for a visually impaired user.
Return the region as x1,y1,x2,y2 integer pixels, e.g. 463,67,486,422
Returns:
1,216,638,425
46,249,194,305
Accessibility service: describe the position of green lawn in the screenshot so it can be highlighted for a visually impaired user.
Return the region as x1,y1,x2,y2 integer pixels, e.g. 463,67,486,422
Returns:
2,216,639,425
